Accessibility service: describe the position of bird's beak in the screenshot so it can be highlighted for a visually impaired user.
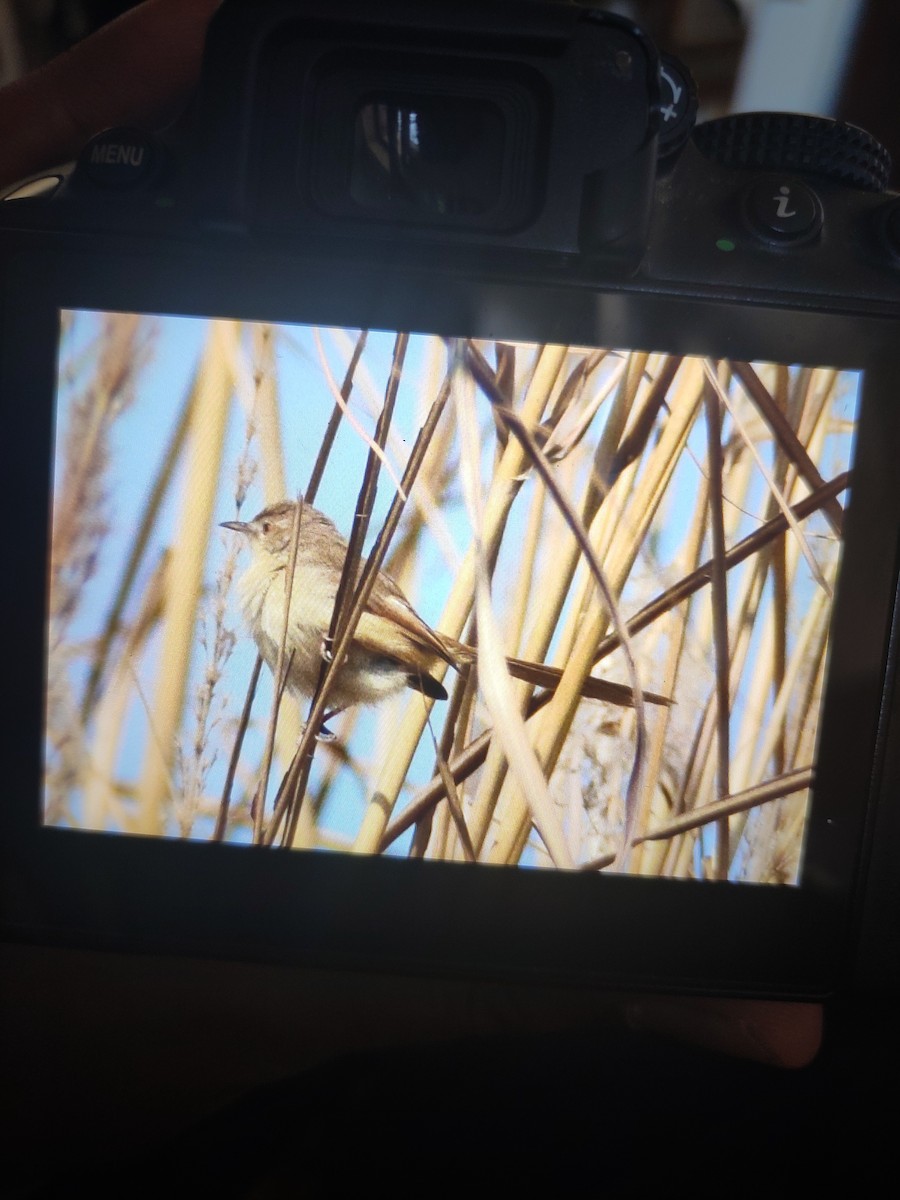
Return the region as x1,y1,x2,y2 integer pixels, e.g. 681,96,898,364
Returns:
221,520,251,535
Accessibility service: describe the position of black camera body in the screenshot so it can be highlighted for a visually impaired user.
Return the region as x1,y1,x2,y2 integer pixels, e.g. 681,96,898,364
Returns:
2,0,899,1001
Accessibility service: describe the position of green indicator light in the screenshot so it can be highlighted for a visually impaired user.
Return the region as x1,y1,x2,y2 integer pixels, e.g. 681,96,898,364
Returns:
716,237,736,252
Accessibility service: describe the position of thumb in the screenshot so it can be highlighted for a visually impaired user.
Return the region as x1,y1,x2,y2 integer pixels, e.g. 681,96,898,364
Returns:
0,0,221,191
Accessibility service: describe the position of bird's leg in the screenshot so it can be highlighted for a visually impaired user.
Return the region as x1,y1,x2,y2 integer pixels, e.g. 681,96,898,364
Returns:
320,635,334,663
317,707,347,742
298,706,346,743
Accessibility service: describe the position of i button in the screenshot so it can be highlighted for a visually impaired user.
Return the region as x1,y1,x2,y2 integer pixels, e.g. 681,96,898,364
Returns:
743,177,823,245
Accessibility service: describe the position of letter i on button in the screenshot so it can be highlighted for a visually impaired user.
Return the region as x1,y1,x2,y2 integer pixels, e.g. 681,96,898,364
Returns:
744,177,823,243
773,186,796,219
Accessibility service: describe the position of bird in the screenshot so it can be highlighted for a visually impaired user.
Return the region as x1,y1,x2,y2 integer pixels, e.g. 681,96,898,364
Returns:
222,500,670,726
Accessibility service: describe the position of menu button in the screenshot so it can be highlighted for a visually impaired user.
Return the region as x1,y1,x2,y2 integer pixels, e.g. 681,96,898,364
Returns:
78,128,158,189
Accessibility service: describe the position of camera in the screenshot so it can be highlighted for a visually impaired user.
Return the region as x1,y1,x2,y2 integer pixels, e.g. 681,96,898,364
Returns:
2,0,899,1001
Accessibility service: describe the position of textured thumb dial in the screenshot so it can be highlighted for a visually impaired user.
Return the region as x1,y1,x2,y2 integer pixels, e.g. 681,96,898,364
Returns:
692,113,891,192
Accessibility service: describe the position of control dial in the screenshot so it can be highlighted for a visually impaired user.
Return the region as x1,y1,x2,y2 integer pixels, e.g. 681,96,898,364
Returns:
692,113,892,193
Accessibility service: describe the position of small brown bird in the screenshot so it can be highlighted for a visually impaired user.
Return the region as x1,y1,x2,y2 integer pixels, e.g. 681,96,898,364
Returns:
222,500,669,721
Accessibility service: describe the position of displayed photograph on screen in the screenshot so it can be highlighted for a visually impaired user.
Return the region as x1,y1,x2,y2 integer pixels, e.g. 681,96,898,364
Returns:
44,311,859,882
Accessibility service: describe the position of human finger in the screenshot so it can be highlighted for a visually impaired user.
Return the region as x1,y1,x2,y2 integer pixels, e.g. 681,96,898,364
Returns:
0,0,221,191
625,996,824,1068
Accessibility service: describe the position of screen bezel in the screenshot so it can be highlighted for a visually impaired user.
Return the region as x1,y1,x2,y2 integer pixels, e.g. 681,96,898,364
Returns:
3,239,898,998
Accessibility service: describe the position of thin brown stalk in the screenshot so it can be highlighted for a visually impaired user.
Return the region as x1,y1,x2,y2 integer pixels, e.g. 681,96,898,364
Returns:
731,361,844,535
735,579,832,799
305,329,369,503
673,530,769,859
543,347,608,428
253,491,304,845
411,652,476,858
213,653,263,841
541,351,623,462
582,766,815,870
593,472,849,662
580,351,650,522
609,355,683,479
705,362,832,598
425,717,476,863
313,327,407,497
645,767,815,842
336,333,409,648
704,375,731,880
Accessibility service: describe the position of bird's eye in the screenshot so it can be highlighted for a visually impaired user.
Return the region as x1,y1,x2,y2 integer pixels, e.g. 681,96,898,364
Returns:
261,521,270,534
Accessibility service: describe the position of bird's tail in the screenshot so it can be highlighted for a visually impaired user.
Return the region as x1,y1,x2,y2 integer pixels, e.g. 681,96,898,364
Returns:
441,635,670,708
504,655,671,707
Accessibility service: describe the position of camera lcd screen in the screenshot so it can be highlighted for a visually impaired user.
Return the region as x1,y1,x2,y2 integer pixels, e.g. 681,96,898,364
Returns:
44,310,859,887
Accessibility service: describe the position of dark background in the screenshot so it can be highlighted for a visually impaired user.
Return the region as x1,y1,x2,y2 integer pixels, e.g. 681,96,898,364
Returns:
2,2,899,1195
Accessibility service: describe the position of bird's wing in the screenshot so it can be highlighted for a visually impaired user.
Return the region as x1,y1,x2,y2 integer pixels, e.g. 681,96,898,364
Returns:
358,574,458,669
